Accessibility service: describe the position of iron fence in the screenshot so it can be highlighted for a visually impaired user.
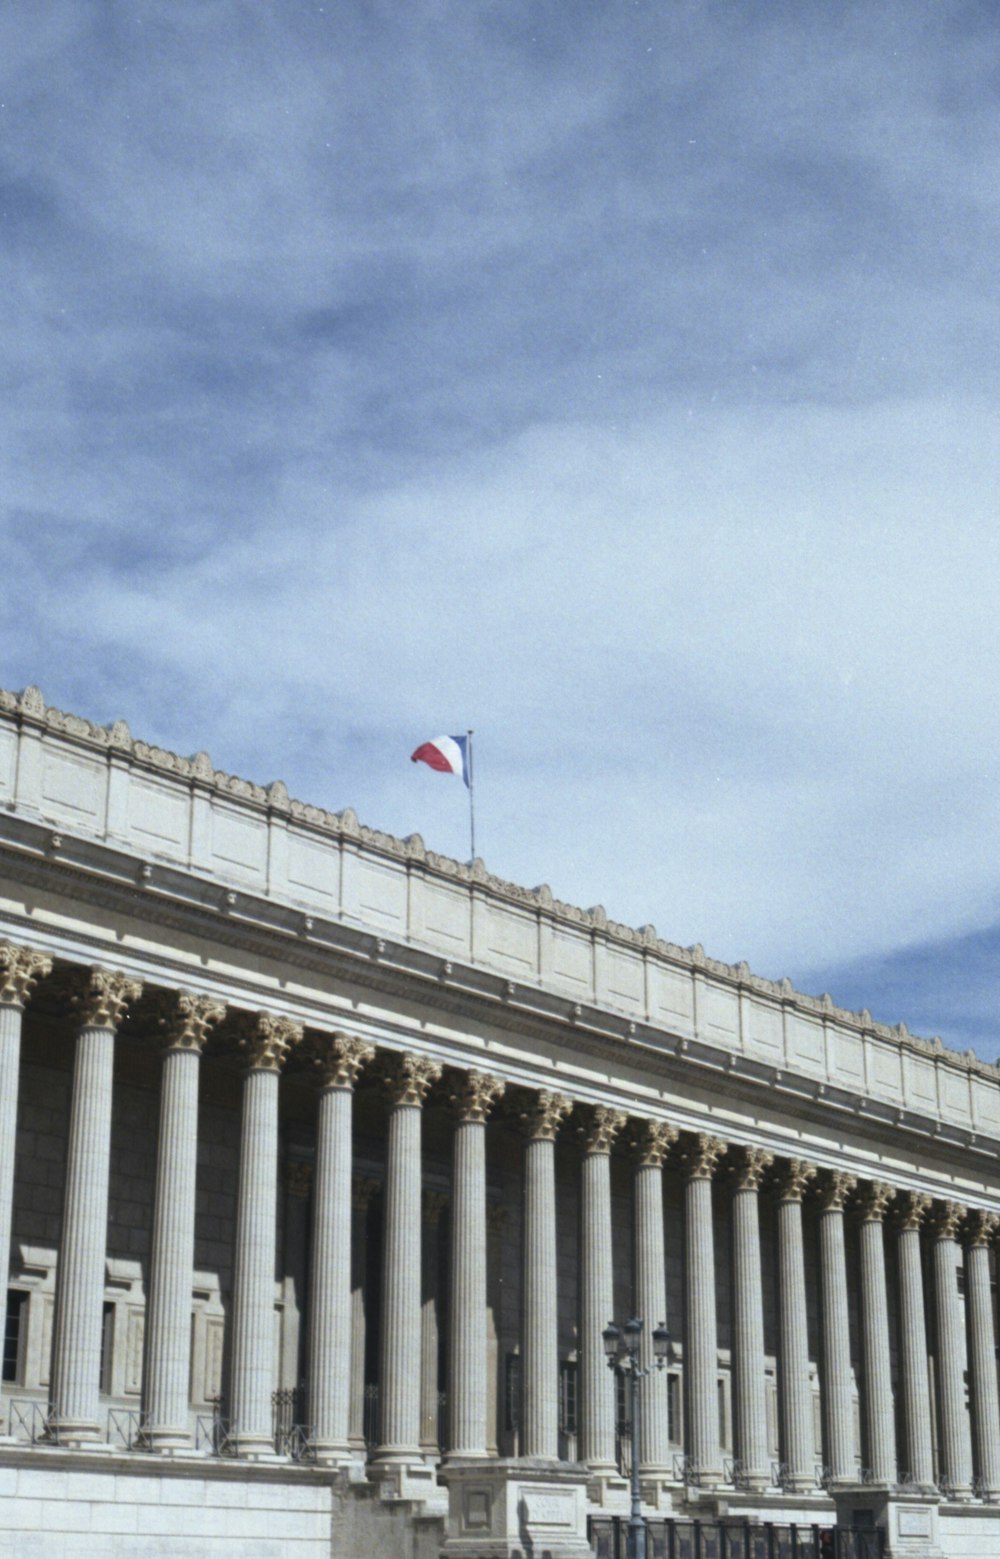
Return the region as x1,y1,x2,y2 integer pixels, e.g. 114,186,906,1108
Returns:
590,1518,884,1559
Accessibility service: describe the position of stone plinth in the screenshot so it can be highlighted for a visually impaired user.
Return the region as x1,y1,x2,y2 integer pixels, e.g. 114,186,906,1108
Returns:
440,1458,591,1559
833,1489,943,1559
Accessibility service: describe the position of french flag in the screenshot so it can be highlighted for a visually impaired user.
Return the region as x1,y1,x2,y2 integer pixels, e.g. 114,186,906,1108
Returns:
411,734,471,787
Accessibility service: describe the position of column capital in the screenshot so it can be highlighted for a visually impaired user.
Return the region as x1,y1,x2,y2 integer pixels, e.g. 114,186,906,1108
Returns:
895,1190,932,1232
73,966,143,1030
352,1173,380,1213
238,1011,302,1072
964,1208,1000,1248
931,1200,968,1242
448,1069,506,1123
775,1158,816,1203
630,1117,678,1167
518,1089,572,1142
732,1144,773,1191
0,941,52,1008
579,1104,626,1155
315,1032,375,1090
856,1180,896,1224
155,990,226,1053
816,1170,857,1212
682,1132,727,1181
382,1051,442,1107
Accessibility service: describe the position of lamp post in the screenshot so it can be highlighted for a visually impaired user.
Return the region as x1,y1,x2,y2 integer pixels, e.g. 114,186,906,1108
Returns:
603,1316,670,1559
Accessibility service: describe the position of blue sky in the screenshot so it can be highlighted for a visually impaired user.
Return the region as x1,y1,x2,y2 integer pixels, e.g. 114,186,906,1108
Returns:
3,3,1000,1054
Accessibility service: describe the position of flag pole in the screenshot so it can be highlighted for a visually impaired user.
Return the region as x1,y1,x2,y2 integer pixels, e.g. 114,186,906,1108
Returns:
467,729,476,864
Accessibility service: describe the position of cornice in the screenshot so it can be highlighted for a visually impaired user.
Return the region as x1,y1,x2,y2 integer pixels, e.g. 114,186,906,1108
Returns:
4,685,994,1087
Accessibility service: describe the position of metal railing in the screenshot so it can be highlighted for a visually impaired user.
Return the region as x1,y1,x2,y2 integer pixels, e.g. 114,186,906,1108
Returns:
106,1407,145,1451
7,1398,48,1444
589,1516,885,1559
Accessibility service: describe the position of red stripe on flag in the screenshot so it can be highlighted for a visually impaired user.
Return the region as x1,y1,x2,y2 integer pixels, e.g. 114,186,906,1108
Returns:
411,742,455,773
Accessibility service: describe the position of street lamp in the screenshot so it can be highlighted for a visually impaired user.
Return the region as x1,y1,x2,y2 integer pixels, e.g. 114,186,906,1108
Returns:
603,1316,669,1559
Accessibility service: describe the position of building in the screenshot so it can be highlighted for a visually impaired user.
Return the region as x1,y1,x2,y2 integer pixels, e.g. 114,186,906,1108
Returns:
0,684,997,1557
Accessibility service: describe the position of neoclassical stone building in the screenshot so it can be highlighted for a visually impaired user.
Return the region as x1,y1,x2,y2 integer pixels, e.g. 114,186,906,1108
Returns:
0,686,998,1557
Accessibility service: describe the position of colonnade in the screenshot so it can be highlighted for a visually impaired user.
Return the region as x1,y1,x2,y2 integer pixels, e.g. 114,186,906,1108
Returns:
2,941,1000,1506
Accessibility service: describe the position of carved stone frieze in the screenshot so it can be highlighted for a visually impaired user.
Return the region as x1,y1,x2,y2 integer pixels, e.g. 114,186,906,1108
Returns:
518,1090,572,1142
0,942,52,1009
895,1191,931,1233
732,1145,773,1192
422,1189,449,1226
73,967,143,1031
964,1208,999,1248
237,1011,302,1073
314,1032,376,1091
775,1158,817,1203
285,1161,313,1199
382,1052,442,1108
351,1174,380,1213
932,1200,968,1242
448,1070,506,1124
631,1119,678,1168
155,990,226,1053
683,1133,727,1181
579,1105,627,1156
855,1181,896,1223
816,1170,857,1212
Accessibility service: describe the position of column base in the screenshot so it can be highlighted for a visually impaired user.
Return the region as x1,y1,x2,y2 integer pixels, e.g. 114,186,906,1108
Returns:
584,1462,629,1510
230,1431,283,1462
370,1448,446,1507
144,1426,194,1455
440,1457,592,1559
44,1415,106,1450
311,1438,355,1471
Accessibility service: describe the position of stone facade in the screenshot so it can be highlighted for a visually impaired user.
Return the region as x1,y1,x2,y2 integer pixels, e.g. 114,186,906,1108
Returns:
0,688,998,1556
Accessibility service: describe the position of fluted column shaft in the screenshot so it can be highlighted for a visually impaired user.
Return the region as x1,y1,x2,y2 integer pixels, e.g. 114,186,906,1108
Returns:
308,1035,373,1463
230,1014,300,1455
522,1092,571,1459
685,1136,725,1484
49,968,140,1444
579,1107,625,1476
857,1184,897,1486
0,944,50,1294
896,1194,935,1490
634,1122,676,1479
818,1174,857,1485
933,1203,972,1496
965,1213,1000,1499
776,1161,817,1491
376,1053,441,1472
449,1072,504,1458
732,1148,772,1491
145,993,224,1450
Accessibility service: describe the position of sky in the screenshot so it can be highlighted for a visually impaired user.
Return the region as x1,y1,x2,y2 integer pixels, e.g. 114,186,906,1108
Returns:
3,2,1000,1056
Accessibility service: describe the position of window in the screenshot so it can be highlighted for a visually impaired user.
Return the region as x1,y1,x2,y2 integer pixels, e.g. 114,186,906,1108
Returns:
3,1290,27,1385
559,1361,578,1437
504,1353,520,1433
100,1303,115,1395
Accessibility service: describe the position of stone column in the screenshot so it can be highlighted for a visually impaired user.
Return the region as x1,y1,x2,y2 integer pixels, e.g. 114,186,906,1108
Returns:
348,1175,379,1459
776,1159,817,1491
230,1012,302,1457
420,1190,448,1456
577,1105,626,1486
731,1146,773,1492
373,1052,441,1497
633,1120,677,1488
895,1191,935,1491
932,1200,972,1497
308,1033,374,1466
521,1090,572,1459
447,1071,505,1459
144,991,225,1452
856,1182,897,1487
964,1209,1000,1500
0,943,51,1290
48,967,142,1445
684,1133,726,1485
817,1171,857,1486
